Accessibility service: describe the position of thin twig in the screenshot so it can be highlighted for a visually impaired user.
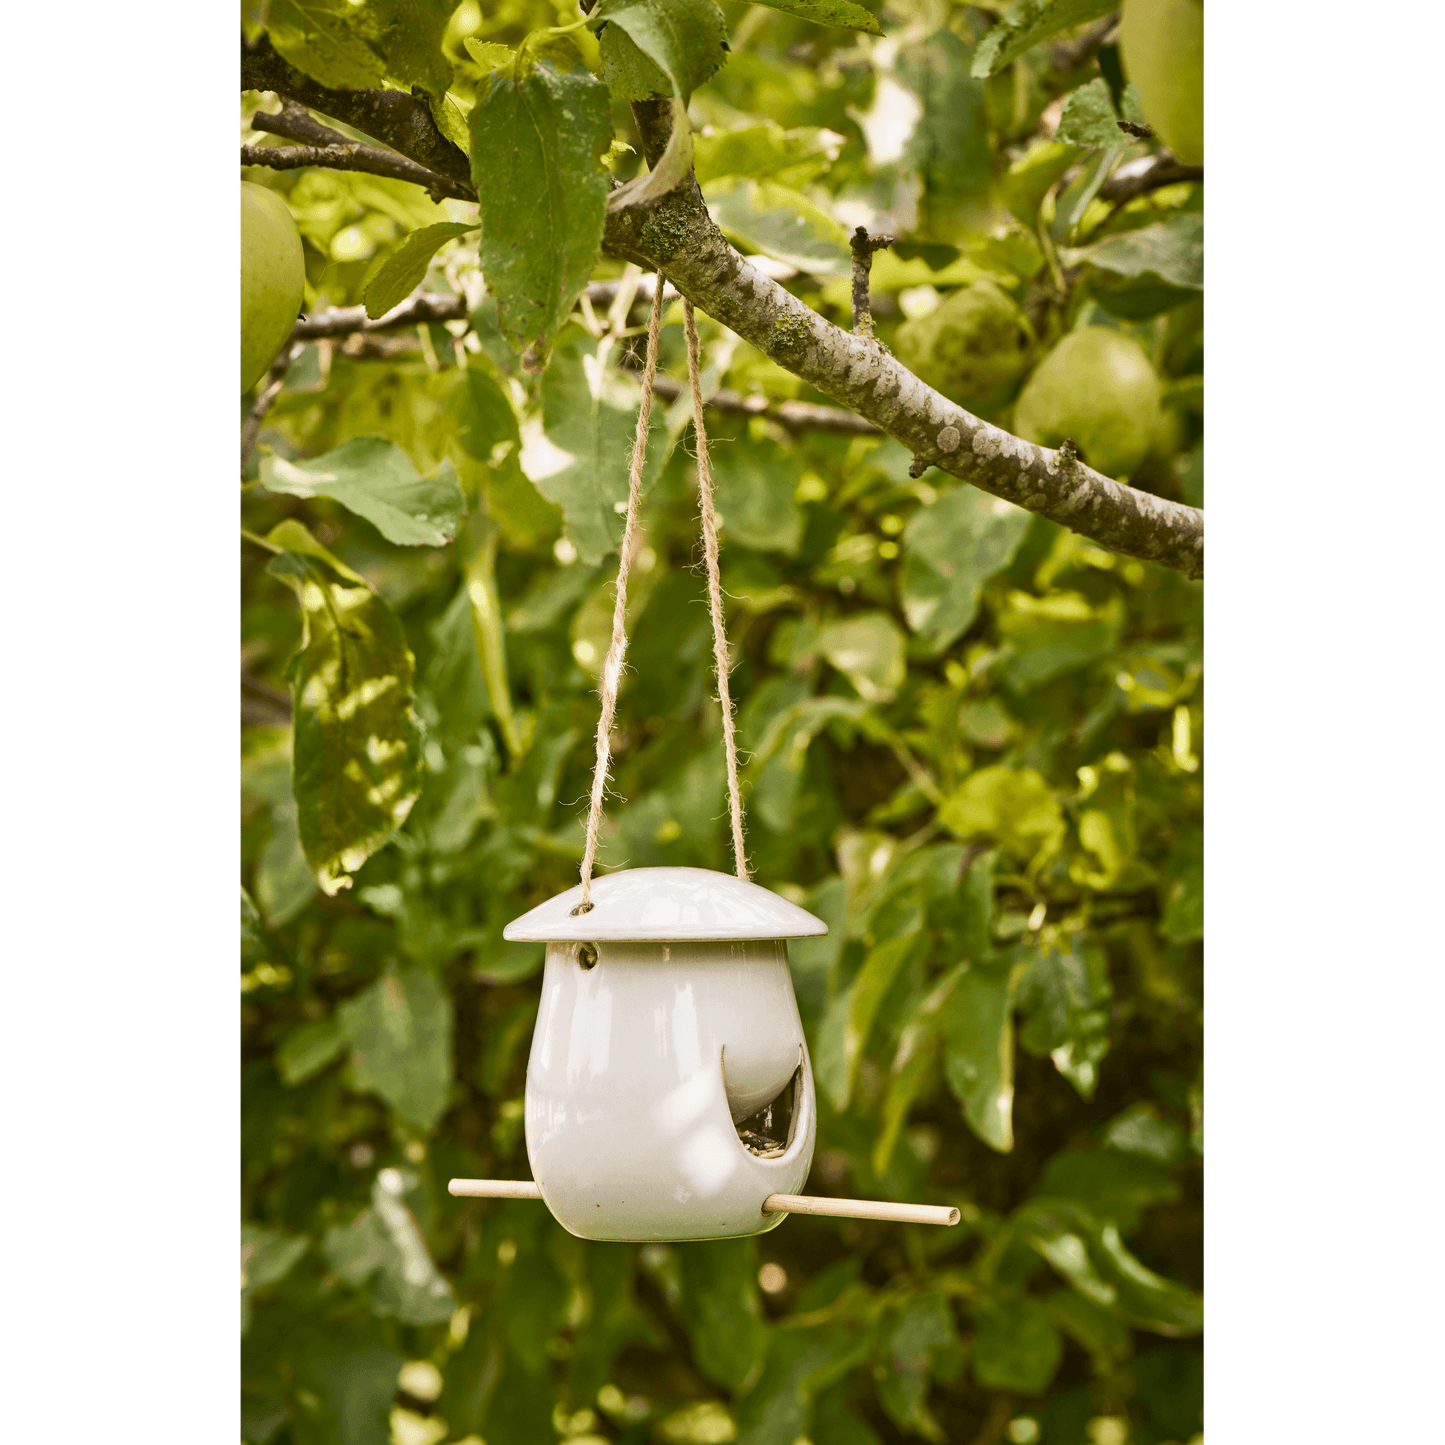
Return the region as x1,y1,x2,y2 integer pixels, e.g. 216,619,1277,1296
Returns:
290,292,880,433
249,99,350,148
645,374,880,434
241,343,302,472
1099,153,1204,202
849,226,894,339
293,293,469,339
241,142,476,203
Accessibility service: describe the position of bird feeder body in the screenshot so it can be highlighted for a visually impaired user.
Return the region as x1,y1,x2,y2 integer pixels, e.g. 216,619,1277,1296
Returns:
504,867,826,1242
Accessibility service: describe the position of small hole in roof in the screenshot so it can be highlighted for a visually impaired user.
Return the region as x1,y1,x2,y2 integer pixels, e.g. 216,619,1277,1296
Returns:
569,901,594,916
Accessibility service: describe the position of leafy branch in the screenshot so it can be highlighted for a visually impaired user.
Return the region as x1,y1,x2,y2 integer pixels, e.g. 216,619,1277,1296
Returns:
240,42,1204,580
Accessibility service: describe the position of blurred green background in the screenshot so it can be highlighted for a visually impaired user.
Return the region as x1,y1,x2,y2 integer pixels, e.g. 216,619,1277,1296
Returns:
241,2,1203,1442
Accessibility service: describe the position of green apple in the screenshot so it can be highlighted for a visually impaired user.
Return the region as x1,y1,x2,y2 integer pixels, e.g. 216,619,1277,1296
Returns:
242,181,305,393
895,280,1035,414
1119,0,1204,166
1012,327,1164,480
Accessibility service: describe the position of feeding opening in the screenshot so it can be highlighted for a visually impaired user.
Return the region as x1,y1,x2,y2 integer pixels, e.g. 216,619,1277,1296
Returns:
734,1063,801,1159
576,942,599,970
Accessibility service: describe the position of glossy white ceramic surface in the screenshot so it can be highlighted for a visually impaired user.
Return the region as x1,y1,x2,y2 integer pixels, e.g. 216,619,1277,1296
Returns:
503,866,828,942
524,938,816,1241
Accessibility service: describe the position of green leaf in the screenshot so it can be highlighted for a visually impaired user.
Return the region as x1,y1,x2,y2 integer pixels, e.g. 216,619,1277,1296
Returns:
241,1225,309,1335
996,594,1123,691
1043,1288,1132,1367
877,1293,958,1431
449,355,520,463
1074,213,1204,290
500,1247,572,1371
693,124,843,187
938,766,1065,871
900,487,1032,655
745,695,865,835
506,560,599,634
276,1017,348,1086
1001,139,1079,227
241,888,265,964
970,1298,1063,1393
1016,940,1111,1098
1035,1149,1178,1233
710,432,805,553
1050,146,1121,242
467,543,523,758
528,332,666,562
937,956,1022,1152
594,0,730,101
469,64,612,371
1013,1198,1204,1334
338,966,453,1130
677,1238,769,1390
265,0,387,89
262,438,465,549
362,222,478,320
740,0,881,34
463,36,517,74
970,0,1118,78
357,0,454,97
323,1168,456,1324
735,1325,866,1444
1159,826,1203,942
299,1343,404,1445
817,613,906,703
814,932,923,1110
707,181,852,276
873,1016,939,1176
594,0,729,207
1100,1102,1188,1165
1056,77,1127,149
242,1225,309,1293
262,518,368,583
243,730,317,926
266,549,423,895
897,29,993,241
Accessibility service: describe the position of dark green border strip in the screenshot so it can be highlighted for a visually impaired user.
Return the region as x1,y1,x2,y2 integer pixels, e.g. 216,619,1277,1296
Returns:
1202,5,1439,1439
8,5,236,1439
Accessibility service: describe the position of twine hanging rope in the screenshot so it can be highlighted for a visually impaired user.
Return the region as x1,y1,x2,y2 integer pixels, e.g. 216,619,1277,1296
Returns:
574,284,749,913
683,297,749,882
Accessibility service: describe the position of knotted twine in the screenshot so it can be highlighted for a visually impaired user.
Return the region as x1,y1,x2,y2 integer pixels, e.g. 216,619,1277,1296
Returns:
574,286,749,914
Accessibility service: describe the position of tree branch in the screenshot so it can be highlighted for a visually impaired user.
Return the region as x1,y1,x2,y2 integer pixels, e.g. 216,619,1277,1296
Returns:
288,294,879,433
242,32,473,190
243,50,1204,578
605,182,1204,578
849,226,894,340
241,140,475,202
292,293,468,340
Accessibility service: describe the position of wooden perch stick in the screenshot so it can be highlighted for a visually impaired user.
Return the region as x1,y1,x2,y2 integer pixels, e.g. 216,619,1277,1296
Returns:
448,1179,543,1200
762,1193,960,1227
446,1179,959,1226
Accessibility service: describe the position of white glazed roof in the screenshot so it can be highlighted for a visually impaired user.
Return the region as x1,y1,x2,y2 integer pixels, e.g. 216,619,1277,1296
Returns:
502,866,828,942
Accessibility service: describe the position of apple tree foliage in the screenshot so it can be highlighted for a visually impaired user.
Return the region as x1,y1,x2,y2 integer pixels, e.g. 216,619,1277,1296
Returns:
241,2,1203,1442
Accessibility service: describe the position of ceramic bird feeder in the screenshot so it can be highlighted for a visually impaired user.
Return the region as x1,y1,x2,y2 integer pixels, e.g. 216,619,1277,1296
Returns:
507,865,820,1242
449,866,960,1240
